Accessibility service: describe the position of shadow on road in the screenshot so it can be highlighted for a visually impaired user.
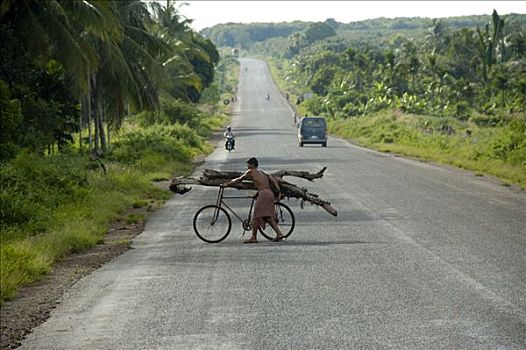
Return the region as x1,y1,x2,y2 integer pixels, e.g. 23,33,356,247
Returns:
298,144,349,149
203,239,385,248
294,209,379,223
268,239,384,247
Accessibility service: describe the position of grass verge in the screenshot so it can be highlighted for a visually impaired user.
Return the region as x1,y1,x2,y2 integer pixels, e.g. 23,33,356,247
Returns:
0,117,225,304
328,111,526,189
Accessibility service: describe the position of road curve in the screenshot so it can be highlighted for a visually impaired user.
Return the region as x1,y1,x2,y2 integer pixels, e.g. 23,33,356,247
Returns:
20,58,526,349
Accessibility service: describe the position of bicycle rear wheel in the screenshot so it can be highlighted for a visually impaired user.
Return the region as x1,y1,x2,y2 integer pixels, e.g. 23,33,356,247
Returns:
259,202,295,241
193,205,231,243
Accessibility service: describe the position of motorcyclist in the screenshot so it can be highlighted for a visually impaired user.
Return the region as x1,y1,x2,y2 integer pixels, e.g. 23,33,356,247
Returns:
223,126,235,150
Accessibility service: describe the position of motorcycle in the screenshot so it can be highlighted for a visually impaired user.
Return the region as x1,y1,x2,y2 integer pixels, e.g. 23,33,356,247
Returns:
225,135,235,152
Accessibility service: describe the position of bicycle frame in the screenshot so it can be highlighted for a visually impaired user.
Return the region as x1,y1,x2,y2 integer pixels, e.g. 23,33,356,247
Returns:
214,187,256,227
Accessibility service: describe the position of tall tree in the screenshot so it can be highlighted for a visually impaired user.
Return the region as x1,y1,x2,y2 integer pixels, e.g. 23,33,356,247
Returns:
476,10,506,81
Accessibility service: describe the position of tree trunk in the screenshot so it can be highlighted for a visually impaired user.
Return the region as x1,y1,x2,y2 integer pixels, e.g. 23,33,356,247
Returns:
79,97,84,152
87,106,93,152
107,124,111,148
88,74,94,152
98,98,107,152
170,167,338,216
79,69,89,152
93,97,100,153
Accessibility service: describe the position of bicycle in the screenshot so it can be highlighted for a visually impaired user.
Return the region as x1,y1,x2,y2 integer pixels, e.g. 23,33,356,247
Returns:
193,186,295,243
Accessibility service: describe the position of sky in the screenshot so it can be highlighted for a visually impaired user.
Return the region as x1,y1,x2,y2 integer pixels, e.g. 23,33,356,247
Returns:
175,1,526,31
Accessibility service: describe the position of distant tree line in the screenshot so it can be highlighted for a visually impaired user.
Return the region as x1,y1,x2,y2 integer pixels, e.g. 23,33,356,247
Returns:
287,11,526,121
203,12,525,121
200,13,526,50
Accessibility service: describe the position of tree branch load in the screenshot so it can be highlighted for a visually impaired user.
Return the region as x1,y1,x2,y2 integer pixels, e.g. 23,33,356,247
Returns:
170,167,337,217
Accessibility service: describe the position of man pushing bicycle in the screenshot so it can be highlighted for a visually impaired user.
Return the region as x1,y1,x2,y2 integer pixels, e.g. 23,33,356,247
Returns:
222,157,285,243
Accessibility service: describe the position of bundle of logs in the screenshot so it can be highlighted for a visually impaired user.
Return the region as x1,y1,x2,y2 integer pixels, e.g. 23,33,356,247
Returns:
170,167,337,216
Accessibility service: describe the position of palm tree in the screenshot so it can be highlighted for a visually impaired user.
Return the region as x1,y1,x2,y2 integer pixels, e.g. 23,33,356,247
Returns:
85,0,171,152
1,0,122,151
2,0,218,154
0,0,121,93
149,0,219,102
476,10,506,81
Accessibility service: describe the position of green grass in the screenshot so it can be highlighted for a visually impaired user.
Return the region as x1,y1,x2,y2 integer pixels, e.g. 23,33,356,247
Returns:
0,116,226,304
328,111,526,189
132,199,150,208
0,162,163,302
125,213,146,224
267,59,307,116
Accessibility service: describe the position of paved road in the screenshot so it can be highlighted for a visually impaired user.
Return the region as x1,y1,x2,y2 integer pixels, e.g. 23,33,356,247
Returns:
21,58,526,349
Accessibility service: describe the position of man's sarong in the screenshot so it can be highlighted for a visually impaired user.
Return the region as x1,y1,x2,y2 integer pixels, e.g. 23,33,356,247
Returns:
253,188,274,229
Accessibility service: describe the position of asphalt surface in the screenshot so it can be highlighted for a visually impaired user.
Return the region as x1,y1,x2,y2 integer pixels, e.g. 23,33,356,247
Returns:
20,58,526,349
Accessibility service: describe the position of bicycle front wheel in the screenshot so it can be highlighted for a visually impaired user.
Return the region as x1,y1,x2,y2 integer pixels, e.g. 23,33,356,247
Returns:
193,205,231,243
259,202,295,241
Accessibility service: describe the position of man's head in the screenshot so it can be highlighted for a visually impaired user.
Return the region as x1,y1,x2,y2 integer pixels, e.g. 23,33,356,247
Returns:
246,157,258,169
227,126,231,131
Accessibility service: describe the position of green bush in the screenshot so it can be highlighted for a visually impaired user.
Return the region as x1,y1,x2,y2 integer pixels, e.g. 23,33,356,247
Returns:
0,155,170,302
109,124,204,166
161,97,205,126
0,153,88,234
469,113,506,127
137,96,210,130
490,119,526,165
396,93,426,114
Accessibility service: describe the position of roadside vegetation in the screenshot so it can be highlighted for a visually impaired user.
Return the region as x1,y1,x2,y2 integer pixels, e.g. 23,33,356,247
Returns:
0,1,237,303
327,112,526,187
208,12,525,188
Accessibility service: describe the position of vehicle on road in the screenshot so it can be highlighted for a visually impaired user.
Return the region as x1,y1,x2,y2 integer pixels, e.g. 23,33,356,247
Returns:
298,116,327,147
223,126,235,152
193,187,295,243
225,135,234,152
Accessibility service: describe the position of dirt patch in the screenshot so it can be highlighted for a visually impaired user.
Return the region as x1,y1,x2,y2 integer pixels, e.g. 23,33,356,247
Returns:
0,206,156,350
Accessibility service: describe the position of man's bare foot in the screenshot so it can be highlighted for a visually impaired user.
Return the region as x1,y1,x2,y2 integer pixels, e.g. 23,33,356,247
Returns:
244,238,258,244
272,235,285,242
